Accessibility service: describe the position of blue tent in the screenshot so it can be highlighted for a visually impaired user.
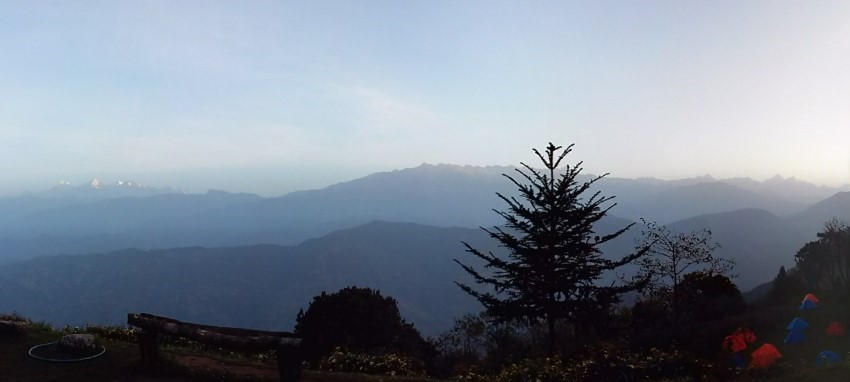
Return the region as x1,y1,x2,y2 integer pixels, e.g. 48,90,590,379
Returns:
732,353,746,369
817,351,842,365
800,299,818,310
784,330,806,344
787,317,810,331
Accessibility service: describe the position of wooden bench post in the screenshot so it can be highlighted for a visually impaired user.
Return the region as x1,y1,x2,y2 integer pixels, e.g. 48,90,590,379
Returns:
277,343,302,382
138,329,161,364
128,313,301,382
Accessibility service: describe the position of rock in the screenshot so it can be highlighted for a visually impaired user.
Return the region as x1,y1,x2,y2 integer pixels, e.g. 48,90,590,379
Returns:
57,334,99,355
0,320,27,341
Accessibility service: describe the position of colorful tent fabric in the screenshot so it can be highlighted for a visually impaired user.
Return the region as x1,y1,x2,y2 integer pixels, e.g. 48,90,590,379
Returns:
817,351,842,366
750,343,782,369
800,299,818,310
723,335,748,352
826,321,846,336
784,330,806,344
787,317,810,331
802,293,820,303
732,353,746,368
722,328,757,352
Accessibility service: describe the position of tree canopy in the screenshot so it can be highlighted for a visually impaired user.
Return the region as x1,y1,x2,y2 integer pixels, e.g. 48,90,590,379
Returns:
794,219,850,292
294,286,432,363
636,219,734,322
674,271,745,322
455,142,650,354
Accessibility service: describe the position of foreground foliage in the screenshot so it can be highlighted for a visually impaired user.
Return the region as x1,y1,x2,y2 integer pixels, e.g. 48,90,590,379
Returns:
320,347,426,376
794,218,850,292
295,286,434,365
449,345,712,382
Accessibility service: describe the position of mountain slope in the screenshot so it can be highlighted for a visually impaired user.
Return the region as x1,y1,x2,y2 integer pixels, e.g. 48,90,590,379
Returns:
0,216,651,336
0,205,840,336
668,208,808,290
4,190,261,238
619,182,806,224
791,191,850,237
0,222,497,335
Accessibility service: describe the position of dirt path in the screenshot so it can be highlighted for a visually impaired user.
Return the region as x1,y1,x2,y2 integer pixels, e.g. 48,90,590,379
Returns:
112,353,278,381
173,353,279,379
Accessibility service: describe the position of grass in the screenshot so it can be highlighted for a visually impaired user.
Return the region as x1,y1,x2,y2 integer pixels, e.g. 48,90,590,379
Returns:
302,371,439,382
707,295,850,382
0,314,442,382
0,323,151,382
5,308,850,381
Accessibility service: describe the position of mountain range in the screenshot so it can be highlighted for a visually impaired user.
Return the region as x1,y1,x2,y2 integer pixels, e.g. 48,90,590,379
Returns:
1,165,846,263
0,164,848,335
0,222,495,335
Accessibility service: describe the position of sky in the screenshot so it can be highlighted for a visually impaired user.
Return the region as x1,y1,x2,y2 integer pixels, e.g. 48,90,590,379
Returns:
1,1,849,196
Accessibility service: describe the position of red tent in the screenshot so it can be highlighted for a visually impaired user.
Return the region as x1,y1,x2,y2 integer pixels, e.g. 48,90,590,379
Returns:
723,335,747,352
723,328,757,352
826,321,846,336
751,343,782,369
802,293,820,303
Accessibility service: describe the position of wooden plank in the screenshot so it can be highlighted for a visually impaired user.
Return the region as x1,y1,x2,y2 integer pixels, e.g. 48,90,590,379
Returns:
127,313,300,352
136,313,299,338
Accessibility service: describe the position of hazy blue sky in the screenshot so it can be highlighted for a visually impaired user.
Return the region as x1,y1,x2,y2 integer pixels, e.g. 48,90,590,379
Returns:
1,1,849,195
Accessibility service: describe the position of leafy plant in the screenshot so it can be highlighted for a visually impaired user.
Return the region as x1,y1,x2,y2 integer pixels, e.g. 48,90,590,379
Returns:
319,347,426,376
296,286,433,364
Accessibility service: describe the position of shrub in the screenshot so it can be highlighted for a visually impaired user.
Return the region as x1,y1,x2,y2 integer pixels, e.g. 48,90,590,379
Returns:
0,313,26,322
495,356,574,382
319,347,426,376
490,345,712,382
296,287,434,364
450,372,491,382
63,324,139,342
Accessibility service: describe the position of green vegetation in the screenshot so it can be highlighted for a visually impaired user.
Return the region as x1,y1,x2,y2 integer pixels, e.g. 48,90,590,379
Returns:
295,286,434,365
637,219,735,318
455,143,650,354
438,143,850,381
319,347,426,376
794,218,850,292
0,313,438,381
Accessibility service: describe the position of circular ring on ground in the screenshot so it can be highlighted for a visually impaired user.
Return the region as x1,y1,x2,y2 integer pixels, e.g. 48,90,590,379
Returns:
28,342,106,362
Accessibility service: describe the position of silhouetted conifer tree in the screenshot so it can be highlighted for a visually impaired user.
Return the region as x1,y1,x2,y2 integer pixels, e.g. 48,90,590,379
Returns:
767,266,789,303
455,142,650,354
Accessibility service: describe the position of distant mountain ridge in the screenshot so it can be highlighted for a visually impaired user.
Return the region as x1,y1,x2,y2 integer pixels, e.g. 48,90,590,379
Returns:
0,164,848,265
612,181,807,224
725,175,850,205
33,178,177,200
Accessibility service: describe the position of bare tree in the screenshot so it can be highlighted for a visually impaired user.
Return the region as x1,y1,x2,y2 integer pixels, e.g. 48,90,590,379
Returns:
636,219,734,322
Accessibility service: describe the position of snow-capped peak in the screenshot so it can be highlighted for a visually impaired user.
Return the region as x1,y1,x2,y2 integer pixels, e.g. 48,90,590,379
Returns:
114,180,142,188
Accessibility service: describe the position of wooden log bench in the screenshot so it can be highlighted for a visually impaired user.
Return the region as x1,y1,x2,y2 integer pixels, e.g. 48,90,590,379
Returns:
127,313,302,382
